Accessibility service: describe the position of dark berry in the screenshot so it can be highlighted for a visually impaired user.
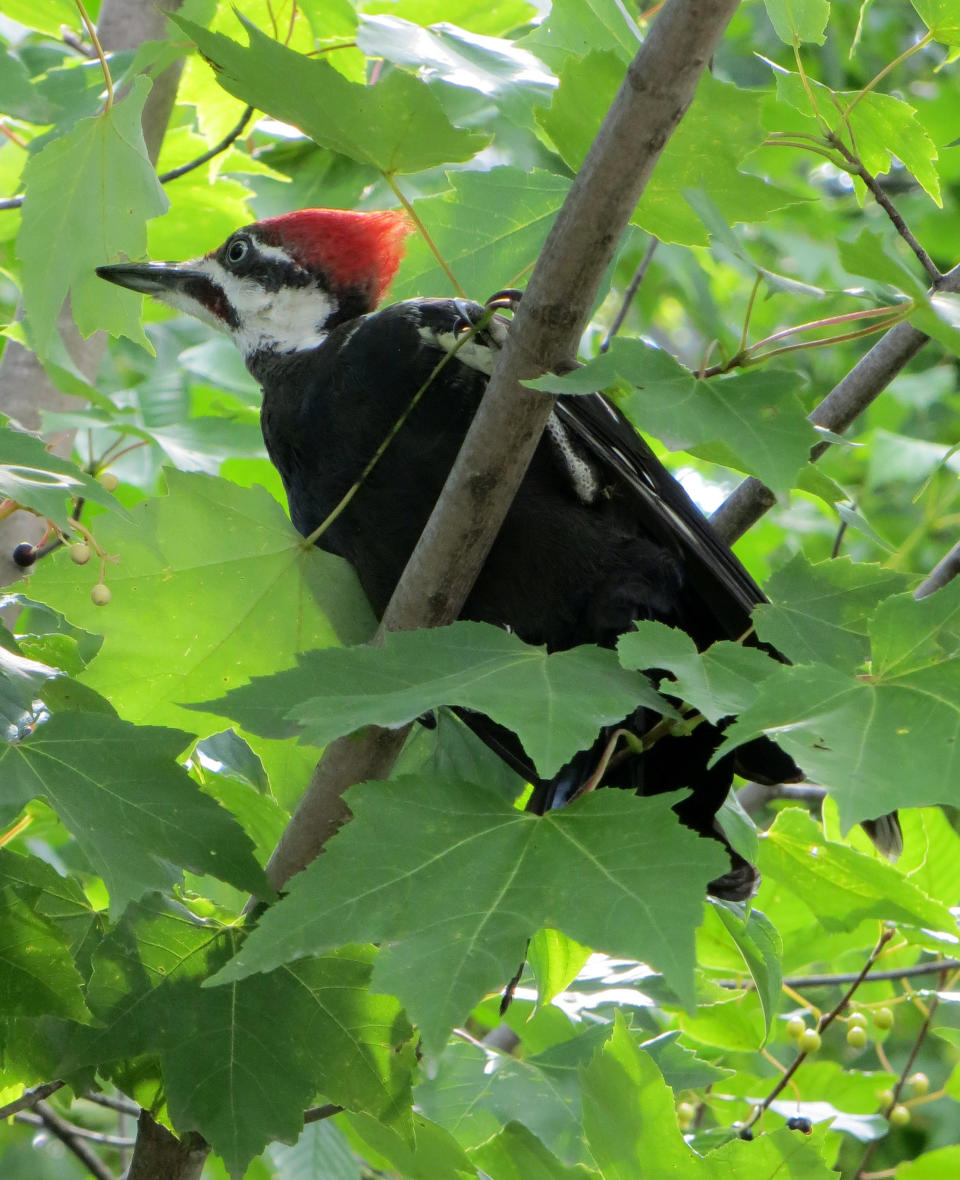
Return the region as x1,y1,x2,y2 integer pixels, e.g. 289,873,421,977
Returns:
12,542,36,568
786,1116,813,1134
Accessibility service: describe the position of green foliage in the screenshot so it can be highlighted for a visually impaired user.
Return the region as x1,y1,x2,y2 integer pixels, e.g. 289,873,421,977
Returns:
1,1,960,1178
19,75,167,357
200,619,668,775
212,778,724,1059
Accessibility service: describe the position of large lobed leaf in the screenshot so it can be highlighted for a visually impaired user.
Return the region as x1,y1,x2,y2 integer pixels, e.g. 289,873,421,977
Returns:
200,620,668,779
715,582,960,832
0,712,269,916
389,168,570,301
24,470,374,733
61,897,415,1178
19,75,168,356
209,776,726,1060
175,13,488,174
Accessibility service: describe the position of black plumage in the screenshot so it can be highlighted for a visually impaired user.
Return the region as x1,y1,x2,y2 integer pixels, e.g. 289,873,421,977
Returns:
252,296,799,897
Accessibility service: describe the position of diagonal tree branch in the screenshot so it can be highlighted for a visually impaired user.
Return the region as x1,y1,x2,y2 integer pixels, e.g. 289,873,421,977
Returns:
262,0,744,891
710,260,960,545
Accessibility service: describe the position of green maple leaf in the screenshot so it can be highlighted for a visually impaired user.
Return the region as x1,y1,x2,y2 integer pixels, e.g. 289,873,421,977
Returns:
61,897,414,1177
209,776,725,1060
0,713,269,916
19,75,168,356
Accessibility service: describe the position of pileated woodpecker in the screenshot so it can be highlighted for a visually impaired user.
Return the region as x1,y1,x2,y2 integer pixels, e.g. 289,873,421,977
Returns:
96,208,885,898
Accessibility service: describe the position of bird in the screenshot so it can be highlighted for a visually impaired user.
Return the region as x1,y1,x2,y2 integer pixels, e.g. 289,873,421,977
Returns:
96,208,888,899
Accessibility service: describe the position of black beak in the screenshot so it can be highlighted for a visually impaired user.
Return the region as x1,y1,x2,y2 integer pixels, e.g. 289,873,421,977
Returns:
96,261,209,296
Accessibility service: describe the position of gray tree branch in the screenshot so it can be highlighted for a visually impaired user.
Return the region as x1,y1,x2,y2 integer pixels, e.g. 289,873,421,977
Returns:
711,261,960,545
914,538,960,600
263,0,744,891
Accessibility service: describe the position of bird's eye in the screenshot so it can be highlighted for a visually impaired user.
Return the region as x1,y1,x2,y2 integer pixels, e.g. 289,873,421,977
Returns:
226,236,250,265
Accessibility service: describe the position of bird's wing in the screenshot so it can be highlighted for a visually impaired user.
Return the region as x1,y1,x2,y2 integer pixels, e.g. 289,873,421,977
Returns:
553,392,765,641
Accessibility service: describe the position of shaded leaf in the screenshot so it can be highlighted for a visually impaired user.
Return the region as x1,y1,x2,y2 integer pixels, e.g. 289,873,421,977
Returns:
417,1031,604,1163
206,621,667,778
341,1111,475,1180
640,1030,733,1090
528,340,814,498
0,712,269,916
716,584,960,828
618,621,779,724
62,897,414,1176
209,777,725,1059
753,554,910,671
0,885,90,1021
469,1122,598,1179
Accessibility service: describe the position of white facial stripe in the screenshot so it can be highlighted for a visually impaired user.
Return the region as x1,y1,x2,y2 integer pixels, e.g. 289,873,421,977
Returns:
148,275,226,333
198,258,335,356
247,241,298,266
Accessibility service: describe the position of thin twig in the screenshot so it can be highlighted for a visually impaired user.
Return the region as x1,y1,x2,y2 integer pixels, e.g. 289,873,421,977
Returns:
711,258,960,545
61,28,96,57
831,516,849,558
303,1102,343,1124
158,106,255,184
0,1080,65,1119
33,1100,117,1180
600,236,658,351
914,539,960,600
719,957,960,990
82,1092,141,1117
829,135,940,283
741,928,894,1132
853,973,945,1180
15,1111,134,1147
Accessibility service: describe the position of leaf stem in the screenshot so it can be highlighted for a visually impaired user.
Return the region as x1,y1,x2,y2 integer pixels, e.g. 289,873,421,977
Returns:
385,175,465,297
76,0,112,112
752,304,909,350
842,32,934,119
739,273,762,353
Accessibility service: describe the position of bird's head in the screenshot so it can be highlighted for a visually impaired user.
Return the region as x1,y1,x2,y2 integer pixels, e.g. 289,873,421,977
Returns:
97,208,410,359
